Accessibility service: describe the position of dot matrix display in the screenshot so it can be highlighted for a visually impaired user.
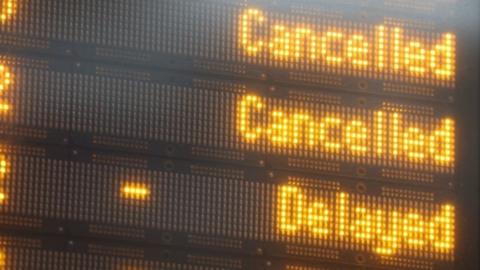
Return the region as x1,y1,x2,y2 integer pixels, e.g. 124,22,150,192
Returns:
239,8,456,86
0,0,458,92
0,0,470,268
0,63,455,174
0,235,254,270
238,95,454,170
0,150,455,263
278,185,454,257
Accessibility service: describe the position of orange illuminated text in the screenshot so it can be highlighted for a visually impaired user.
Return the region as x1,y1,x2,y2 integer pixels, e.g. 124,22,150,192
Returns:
239,8,455,85
121,182,150,200
237,95,455,170
278,185,454,256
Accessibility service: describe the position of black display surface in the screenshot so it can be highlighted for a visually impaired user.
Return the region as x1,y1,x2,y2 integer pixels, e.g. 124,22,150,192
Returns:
0,57,455,185
0,143,456,269
0,0,459,100
0,0,478,270
1,231,353,270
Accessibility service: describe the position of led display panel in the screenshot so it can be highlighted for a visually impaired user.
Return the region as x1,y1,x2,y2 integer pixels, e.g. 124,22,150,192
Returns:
0,57,455,185
0,143,456,269
0,232,419,270
0,0,477,269
0,0,459,100
0,233,282,270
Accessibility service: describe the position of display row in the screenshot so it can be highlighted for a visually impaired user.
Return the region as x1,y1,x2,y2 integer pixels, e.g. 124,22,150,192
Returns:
0,56,455,186
0,142,456,269
0,0,458,99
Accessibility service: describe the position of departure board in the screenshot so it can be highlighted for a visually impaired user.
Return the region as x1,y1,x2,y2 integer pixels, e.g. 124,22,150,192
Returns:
0,0,460,100
0,0,478,270
0,57,456,186
0,143,456,269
